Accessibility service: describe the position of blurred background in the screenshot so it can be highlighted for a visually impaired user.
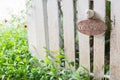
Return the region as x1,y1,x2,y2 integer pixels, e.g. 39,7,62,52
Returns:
0,0,26,20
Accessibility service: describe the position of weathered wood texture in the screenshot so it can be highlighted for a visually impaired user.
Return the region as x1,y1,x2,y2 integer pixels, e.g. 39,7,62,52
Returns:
27,0,48,59
27,0,38,58
77,0,90,72
93,0,105,80
27,0,120,79
62,0,75,70
47,0,60,56
110,0,120,80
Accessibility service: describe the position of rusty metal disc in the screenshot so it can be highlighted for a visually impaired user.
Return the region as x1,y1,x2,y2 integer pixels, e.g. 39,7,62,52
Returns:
77,19,107,35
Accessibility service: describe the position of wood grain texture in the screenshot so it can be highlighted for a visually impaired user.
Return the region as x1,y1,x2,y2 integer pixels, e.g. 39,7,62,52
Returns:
30,0,48,60
62,0,75,70
47,0,60,56
93,0,105,79
110,0,120,80
77,0,90,71
27,0,38,58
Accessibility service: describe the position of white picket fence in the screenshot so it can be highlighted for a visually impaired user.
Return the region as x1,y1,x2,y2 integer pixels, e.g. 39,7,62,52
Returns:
27,0,120,80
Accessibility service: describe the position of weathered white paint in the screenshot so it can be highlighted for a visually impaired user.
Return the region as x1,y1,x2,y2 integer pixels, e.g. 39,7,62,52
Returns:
62,0,75,70
47,0,60,56
27,0,120,79
110,0,120,80
93,0,105,79
77,0,90,71
27,0,38,58
28,0,48,60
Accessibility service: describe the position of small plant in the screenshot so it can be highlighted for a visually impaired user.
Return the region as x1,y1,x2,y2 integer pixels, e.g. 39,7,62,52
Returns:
0,23,90,80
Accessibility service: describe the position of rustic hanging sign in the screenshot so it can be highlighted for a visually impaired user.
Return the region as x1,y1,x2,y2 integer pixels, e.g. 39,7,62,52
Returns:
78,19,107,36
78,9,107,36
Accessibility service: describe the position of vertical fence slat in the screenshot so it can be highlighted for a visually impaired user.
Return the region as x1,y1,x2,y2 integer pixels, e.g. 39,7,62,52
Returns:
27,0,38,58
47,0,60,55
77,0,90,71
110,0,120,80
93,0,105,79
28,0,48,59
35,0,47,59
63,0,75,69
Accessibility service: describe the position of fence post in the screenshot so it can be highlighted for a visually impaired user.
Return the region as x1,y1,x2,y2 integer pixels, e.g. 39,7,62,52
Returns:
93,0,105,79
47,0,60,58
63,0,75,70
27,0,48,60
77,0,90,72
110,0,120,80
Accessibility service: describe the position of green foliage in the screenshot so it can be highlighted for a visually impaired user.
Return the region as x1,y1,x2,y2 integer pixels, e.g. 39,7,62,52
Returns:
0,26,30,80
0,22,89,80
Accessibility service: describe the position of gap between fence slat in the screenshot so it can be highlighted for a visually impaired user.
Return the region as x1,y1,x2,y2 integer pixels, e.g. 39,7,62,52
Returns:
110,0,120,80
77,0,90,72
62,0,75,70
93,0,105,80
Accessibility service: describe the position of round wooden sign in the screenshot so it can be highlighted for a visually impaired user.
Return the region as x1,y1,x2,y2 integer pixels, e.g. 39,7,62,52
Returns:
78,19,107,35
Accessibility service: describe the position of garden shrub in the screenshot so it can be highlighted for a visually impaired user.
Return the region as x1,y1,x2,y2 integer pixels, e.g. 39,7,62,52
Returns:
0,25,90,80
